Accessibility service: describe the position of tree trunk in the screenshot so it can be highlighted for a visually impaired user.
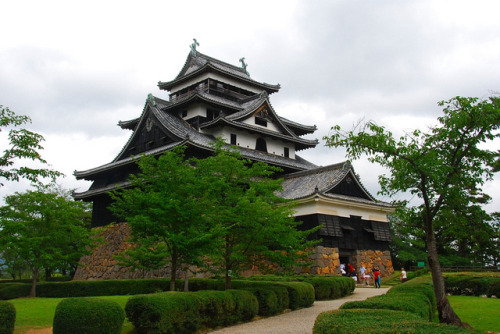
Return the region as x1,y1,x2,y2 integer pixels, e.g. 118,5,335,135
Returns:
426,220,468,327
30,269,38,298
184,269,189,292
45,268,52,280
170,249,178,291
225,270,231,290
225,236,232,290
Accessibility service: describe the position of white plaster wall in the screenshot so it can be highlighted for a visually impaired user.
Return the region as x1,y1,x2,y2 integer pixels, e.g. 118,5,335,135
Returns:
181,103,207,120
242,116,280,132
292,198,391,222
170,73,263,95
201,126,296,159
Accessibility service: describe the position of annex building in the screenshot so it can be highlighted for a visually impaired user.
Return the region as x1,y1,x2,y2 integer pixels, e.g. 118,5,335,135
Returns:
73,44,394,280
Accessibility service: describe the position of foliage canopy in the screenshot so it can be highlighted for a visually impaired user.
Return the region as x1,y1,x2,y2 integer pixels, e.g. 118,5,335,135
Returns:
324,96,500,326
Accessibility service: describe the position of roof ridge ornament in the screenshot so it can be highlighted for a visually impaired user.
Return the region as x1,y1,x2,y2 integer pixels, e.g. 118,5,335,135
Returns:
239,57,249,75
147,93,156,106
190,38,199,57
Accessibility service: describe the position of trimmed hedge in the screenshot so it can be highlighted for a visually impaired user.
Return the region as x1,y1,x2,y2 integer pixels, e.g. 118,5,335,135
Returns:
243,275,355,300
314,309,470,334
125,290,258,334
301,276,355,300
243,287,281,316
0,278,176,300
52,297,125,334
387,279,437,313
444,275,500,297
0,301,16,334
231,280,314,310
0,283,31,300
340,292,433,321
0,276,339,306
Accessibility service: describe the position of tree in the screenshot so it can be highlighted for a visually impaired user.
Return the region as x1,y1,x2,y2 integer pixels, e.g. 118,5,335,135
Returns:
0,184,95,297
110,147,216,291
0,105,61,186
197,143,317,289
324,96,500,327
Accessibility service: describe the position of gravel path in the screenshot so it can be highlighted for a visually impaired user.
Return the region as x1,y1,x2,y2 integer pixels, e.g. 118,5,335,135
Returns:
209,287,390,334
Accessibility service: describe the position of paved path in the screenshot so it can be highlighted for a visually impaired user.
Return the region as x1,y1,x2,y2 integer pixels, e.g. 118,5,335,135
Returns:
209,287,389,334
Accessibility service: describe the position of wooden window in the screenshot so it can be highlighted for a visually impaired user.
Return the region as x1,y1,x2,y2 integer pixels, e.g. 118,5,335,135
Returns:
256,137,267,152
230,134,237,145
255,117,267,127
284,147,289,158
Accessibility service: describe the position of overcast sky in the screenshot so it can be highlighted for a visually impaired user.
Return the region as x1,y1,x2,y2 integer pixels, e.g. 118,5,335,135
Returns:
1,0,499,212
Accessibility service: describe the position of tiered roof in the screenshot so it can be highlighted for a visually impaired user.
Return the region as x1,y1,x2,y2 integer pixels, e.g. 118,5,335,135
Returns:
74,48,387,214
158,51,280,94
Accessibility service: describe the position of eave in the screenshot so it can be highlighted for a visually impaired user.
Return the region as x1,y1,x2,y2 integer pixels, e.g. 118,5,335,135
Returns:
200,116,319,151
158,63,280,94
291,193,395,221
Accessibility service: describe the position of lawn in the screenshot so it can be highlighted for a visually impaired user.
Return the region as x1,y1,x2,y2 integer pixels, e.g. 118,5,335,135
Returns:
9,296,134,334
448,295,500,333
7,293,500,333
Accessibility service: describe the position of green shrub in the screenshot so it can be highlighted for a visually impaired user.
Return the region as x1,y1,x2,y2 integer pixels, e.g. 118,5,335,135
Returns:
126,292,200,334
52,297,125,334
300,276,354,300
187,278,224,291
340,292,433,320
232,280,314,310
227,289,259,322
277,281,315,309
388,278,437,313
194,290,237,327
242,275,355,300
444,275,500,297
231,281,290,311
125,290,258,334
0,301,16,334
0,278,177,300
314,309,470,334
243,287,280,316
0,283,30,300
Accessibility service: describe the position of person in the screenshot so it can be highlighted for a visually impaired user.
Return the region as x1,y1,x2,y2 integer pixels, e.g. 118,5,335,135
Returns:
340,263,346,276
401,268,407,283
373,268,380,288
347,263,354,277
359,265,366,284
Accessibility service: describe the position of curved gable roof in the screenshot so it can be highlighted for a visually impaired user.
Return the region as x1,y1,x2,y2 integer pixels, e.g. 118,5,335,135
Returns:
158,52,280,93
280,161,377,202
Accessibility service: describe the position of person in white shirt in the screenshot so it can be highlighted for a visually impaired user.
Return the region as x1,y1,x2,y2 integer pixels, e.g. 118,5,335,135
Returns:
401,268,407,283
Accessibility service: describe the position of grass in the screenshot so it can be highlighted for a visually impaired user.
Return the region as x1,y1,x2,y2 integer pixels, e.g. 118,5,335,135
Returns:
9,296,134,334
448,295,500,333
7,286,500,334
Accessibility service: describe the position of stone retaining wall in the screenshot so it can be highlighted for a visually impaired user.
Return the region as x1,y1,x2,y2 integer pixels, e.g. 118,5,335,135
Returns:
74,223,394,280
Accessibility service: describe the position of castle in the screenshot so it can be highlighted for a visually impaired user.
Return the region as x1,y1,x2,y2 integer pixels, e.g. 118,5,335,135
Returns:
73,44,394,279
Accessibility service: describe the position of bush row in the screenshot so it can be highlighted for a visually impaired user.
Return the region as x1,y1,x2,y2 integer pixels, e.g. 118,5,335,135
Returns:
313,309,470,334
340,277,436,321
444,275,500,297
0,278,176,300
53,298,125,334
0,301,16,334
125,290,258,334
240,275,355,300
0,277,323,307
314,278,470,334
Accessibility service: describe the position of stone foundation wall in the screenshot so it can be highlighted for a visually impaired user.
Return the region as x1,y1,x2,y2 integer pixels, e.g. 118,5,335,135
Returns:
74,223,394,280
74,223,172,280
354,249,394,278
